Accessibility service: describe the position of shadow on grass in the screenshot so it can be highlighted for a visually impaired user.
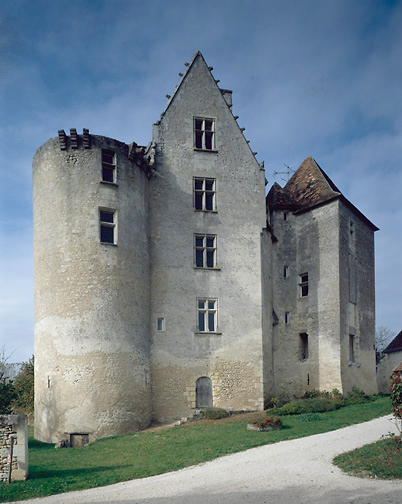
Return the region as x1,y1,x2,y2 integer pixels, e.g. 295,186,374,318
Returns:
29,465,131,479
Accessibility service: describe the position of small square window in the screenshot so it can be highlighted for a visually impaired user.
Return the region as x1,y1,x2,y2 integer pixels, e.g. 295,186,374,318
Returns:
197,298,217,332
102,150,116,183
299,273,309,297
157,318,165,331
194,117,215,150
100,209,116,244
194,177,216,211
195,234,217,268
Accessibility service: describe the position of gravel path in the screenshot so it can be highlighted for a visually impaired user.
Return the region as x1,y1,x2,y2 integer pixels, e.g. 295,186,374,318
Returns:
9,415,402,504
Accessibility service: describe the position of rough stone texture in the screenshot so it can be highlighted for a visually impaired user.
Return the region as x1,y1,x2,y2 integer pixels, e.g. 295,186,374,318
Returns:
33,51,378,442
33,136,151,442
0,415,28,482
149,53,267,421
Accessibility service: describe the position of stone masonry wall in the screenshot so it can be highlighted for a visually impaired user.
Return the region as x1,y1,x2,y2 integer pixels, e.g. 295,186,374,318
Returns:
0,415,28,482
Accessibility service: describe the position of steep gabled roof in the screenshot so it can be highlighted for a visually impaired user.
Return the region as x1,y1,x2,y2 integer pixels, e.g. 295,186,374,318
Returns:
266,182,300,210
284,156,341,210
266,156,378,231
384,330,402,354
160,51,214,119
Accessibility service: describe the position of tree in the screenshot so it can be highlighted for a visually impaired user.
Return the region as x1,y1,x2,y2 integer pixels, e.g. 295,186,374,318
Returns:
0,346,17,414
12,356,34,422
375,326,395,364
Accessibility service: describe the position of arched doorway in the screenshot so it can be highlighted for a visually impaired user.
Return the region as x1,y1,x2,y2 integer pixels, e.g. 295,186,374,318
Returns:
196,377,212,408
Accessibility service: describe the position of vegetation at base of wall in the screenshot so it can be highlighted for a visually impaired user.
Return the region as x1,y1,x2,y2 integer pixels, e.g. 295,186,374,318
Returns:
0,396,390,503
203,407,228,420
267,388,377,416
333,434,402,479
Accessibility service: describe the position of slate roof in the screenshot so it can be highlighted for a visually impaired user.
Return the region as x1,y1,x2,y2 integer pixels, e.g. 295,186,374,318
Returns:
384,330,402,354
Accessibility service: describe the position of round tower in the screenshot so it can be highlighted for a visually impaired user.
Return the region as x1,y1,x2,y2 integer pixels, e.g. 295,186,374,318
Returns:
33,130,152,443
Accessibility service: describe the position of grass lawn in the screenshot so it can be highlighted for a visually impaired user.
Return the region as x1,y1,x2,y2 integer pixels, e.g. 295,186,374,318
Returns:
333,433,402,480
1,396,391,503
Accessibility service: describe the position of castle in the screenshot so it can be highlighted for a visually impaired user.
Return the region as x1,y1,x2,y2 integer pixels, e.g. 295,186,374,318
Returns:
33,51,378,444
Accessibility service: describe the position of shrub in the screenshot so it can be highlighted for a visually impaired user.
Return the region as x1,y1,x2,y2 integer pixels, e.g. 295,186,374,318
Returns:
0,381,17,414
391,372,402,422
344,387,371,405
264,396,280,409
248,415,282,429
268,397,342,416
203,407,228,420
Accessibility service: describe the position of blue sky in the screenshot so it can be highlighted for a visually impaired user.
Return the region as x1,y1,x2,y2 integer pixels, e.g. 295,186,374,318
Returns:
0,0,401,363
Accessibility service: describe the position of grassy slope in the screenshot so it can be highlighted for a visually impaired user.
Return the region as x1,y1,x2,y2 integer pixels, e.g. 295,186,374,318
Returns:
1,397,390,503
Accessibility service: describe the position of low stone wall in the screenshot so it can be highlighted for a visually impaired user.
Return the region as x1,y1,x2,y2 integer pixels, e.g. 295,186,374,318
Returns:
0,415,28,481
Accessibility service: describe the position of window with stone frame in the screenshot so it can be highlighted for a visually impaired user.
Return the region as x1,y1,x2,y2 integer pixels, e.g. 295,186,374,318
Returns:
299,273,309,297
101,150,116,183
195,234,216,268
299,333,308,360
194,177,216,211
194,117,215,150
99,209,117,244
197,298,218,332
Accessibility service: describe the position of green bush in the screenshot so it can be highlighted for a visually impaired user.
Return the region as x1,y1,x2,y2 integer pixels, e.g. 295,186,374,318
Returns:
203,407,228,420
344,387,371,405
0,381,17,414
12,356,34,420
268,397,342,416
248,415,282,429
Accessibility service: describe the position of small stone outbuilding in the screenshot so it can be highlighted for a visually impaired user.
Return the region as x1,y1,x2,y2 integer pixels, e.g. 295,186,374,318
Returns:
377,331,402,394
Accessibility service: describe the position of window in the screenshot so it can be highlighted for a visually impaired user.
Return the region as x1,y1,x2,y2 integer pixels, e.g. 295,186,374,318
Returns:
194,177,216,211
349,334,356,363
100,209,116,244
299,273,309,297
283,212,288,221
194,117,215,150
299,333,308,360
285,312,290,324
157,318,165,331
102,150,116,183
283,266,289,278
195,234,216,268
197,299,217,332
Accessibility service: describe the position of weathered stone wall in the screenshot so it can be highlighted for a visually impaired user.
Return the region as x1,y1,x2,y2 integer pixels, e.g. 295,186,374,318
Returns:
338,201,377,394
271,201,343,397
149,53,267,422
377,352,402,394
0,415,28,482
33,135,152,443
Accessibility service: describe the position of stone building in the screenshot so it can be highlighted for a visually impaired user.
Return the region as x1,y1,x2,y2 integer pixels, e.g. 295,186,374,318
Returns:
33,51,378,444
377,331,402,394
